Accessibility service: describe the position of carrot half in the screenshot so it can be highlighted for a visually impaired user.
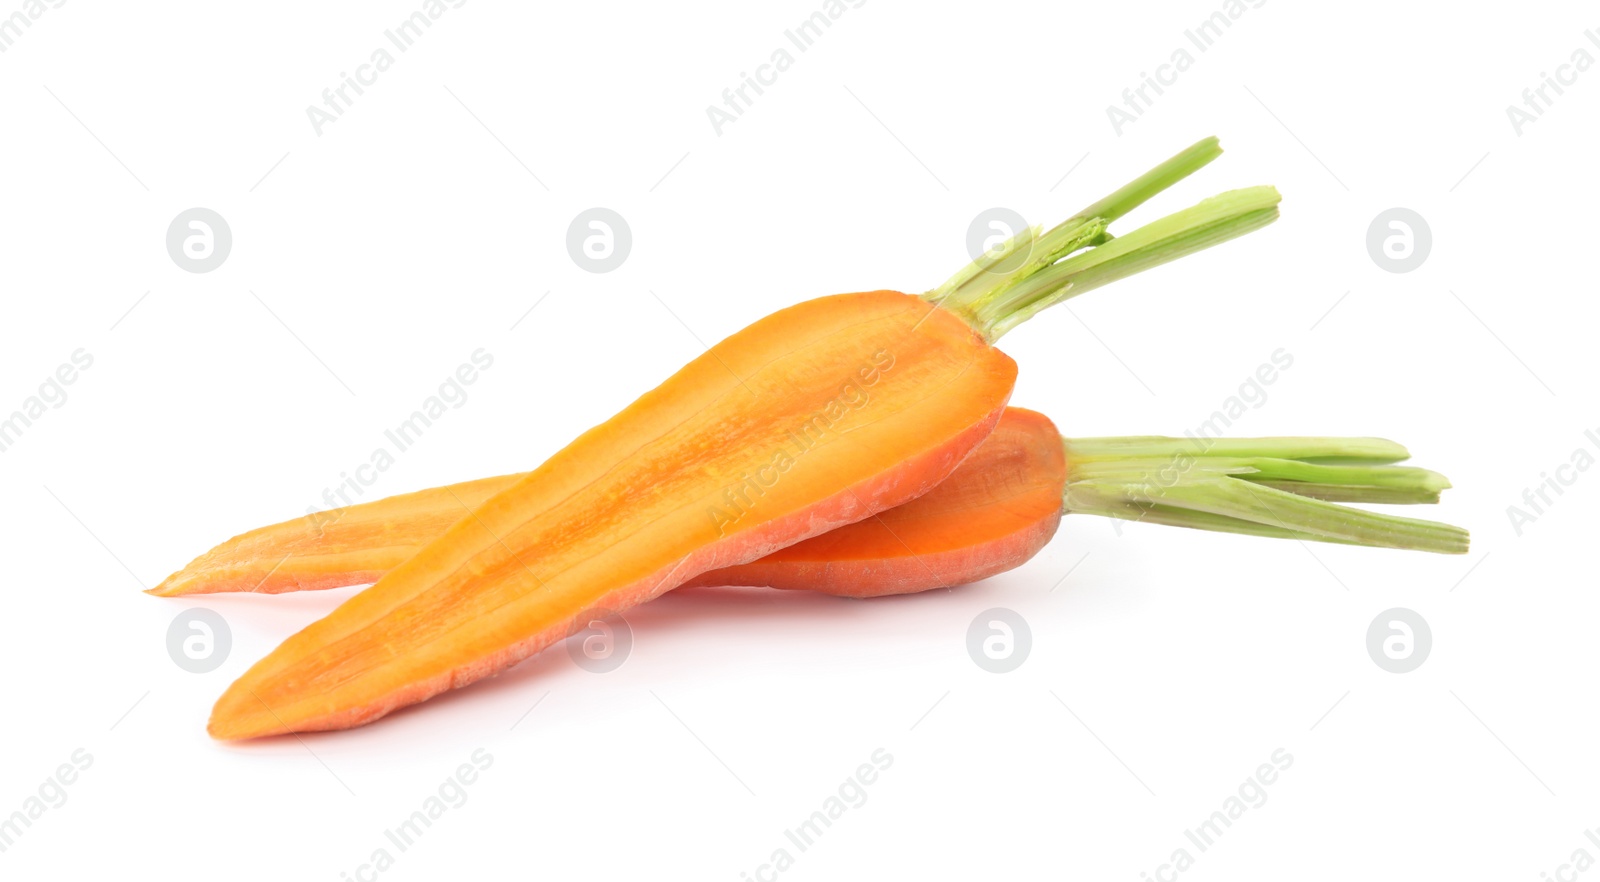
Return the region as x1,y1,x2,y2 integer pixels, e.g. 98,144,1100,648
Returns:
152,408,1067,599
153,408,1467,602
200,139,1283,739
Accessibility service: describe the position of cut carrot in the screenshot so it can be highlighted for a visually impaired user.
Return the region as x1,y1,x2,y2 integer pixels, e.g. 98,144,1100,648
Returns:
150,474,523,597
685,407,1067,595
203,139,1282,739
210,292,1015,739
701,425,1473,592
152,409,1066,599
155,409,1468,604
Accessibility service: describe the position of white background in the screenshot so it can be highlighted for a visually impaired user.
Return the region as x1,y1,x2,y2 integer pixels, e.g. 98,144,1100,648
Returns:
1,1,1596,879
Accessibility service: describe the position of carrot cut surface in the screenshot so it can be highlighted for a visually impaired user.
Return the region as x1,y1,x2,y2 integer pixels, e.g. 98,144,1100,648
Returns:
208,291,1016,739
155,408,1066,600
687,407,1065,595
152,474,519,596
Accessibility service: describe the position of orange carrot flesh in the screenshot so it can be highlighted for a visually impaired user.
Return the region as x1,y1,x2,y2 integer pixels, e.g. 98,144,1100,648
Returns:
150,474,521,596
688,407,1065,596
202,140,1284,739
153,408,1067,600
209,293,1017,739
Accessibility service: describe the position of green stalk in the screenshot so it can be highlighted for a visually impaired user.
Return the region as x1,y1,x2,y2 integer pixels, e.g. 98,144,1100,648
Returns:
1059,436,1470,554
1061,435,1413,465
927,137,1280,342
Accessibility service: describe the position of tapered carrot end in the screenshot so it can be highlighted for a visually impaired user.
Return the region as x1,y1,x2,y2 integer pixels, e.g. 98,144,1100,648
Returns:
147,549,237,596
206,718,290,741
209,663,388,740
146,574,194,597
206,714,252,741
208,689,258,741
208,681,296,741
208,665,323,742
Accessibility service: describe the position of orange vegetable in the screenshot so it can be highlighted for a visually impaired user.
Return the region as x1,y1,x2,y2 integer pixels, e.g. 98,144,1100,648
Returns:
201,139,1283,739
152,408,1066,599
149,474,523,597
687,407,1066,595
155,409,1467,604
210,293,1013,739
691,422,1473,590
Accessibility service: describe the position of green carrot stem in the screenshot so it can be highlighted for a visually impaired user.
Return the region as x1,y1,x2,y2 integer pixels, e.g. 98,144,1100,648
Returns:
1073,136,1225,224
1244,480,1446,506
926,137,1280,342
1082,504,1383,547
1059,436,1470,554
1062,435,1413,465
